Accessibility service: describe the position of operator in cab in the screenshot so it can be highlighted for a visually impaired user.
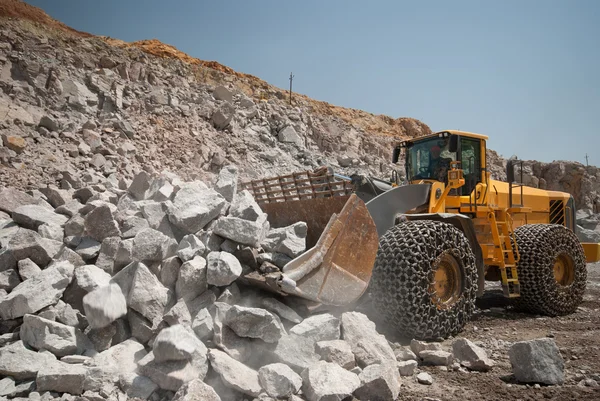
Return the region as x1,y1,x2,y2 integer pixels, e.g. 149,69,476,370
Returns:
428,144,451,182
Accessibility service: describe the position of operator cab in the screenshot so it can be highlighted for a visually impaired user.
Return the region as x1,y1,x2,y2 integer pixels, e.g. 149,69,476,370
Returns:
392,130,487,196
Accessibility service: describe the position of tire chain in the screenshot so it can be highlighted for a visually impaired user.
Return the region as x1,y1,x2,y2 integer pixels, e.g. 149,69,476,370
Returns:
512,224,587,316
369,220,478,340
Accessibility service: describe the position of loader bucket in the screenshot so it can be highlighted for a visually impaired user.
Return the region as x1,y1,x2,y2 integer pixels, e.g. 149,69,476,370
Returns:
240,169,379,306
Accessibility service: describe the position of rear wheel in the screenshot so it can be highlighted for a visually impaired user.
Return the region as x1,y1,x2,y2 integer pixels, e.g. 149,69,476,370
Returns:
369,220,478,340
513,224,587,315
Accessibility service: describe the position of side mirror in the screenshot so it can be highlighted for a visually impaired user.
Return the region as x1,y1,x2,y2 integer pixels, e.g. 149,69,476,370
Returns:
392,146,401,164
448,134,459,153
506,159,515,183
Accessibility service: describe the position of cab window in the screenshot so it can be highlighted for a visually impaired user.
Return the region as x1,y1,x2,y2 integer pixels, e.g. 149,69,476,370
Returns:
460,138,481,195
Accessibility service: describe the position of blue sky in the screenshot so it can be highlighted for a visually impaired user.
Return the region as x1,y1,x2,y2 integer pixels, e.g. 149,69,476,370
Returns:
25,0,600,166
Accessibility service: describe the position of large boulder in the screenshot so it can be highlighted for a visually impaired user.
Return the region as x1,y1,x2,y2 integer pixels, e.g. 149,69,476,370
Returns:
12,205,68,230
127,262,171,326
153,324,204,362
84,204,121,242
289,313,340,342
261,297,303,324
137,349,208,392
172,378,221,401
270,334,321,373
7,228,56,267
224,305,285,343
20,314,90,357
261,222,307,258
84,338,147,393
36,360,87,395
132,228,177,262
176,256,208,301
212,215,270,248
207,349,262,397
0,341,56,380
206,251,242,287
258,363,303,399
341,312,396,367
176,234,205,262
354,363,401,401
509,338,564,385
228,190,263,221
315,340,356,370
302,361,360,401
82,283,128,328
214,165,239,202
0,260,75,320
0,188,37,214
211,302,254,363
168,183,228,233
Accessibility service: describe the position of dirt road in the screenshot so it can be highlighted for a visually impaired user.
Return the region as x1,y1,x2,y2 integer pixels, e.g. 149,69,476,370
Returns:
377,262,600,401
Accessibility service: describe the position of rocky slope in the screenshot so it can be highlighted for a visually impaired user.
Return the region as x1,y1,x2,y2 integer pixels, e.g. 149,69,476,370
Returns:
0,3,431,198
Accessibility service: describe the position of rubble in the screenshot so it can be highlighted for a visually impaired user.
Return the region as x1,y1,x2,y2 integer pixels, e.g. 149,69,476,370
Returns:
452,338,495,372
410,339,442,357
417,372,433,385
420,350,453,366
397,360,418,376
394,346,417,362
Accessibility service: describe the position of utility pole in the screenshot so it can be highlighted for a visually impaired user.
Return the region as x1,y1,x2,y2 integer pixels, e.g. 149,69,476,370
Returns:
289,72,294,105
585,153,589,166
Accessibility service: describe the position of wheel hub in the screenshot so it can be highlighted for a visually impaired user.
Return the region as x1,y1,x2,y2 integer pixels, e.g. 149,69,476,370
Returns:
553,252,575,287
429,252,463,309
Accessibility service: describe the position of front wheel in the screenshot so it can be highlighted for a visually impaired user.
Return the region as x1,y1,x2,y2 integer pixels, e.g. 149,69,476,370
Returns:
369,220,478,340
513,224,587,315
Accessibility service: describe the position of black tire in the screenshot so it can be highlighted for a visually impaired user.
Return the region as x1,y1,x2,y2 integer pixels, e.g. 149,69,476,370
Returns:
369,220,478,340
513,224,587,315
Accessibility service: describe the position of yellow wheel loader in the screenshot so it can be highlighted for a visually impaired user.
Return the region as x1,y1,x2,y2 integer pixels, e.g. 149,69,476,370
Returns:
240,130,600,340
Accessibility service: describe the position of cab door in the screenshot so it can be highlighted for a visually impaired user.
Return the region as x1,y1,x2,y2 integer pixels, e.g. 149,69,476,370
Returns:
459,137,482,196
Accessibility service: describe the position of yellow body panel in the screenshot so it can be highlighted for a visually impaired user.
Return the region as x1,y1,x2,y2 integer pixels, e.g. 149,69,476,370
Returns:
582,243,600,263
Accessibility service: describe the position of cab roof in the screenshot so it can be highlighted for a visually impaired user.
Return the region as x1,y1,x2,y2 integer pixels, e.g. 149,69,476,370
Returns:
435,130,489,140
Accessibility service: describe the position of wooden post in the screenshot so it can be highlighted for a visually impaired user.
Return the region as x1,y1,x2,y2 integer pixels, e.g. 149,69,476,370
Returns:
289,72,294,105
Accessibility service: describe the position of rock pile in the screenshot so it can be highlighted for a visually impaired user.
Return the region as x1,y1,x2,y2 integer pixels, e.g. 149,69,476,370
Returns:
0,164,571,399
